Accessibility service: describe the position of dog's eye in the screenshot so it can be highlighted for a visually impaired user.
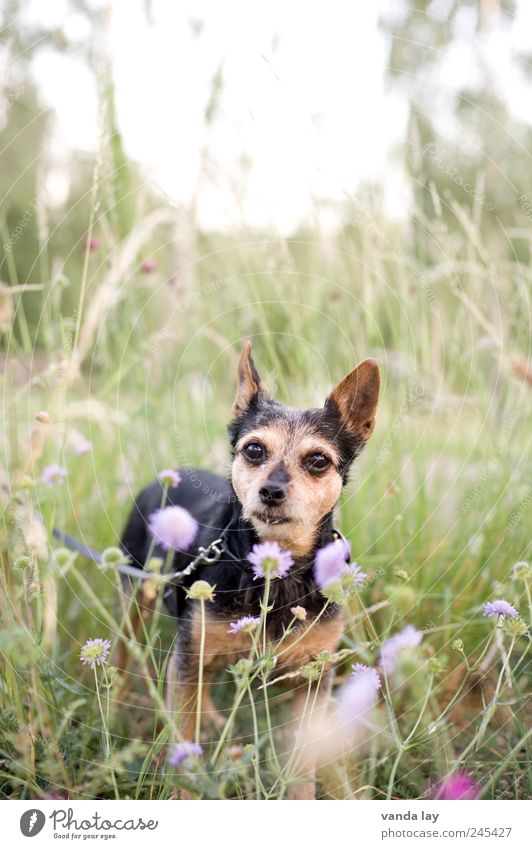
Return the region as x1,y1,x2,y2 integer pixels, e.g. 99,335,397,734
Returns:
304,452,332,473
242,442,266,463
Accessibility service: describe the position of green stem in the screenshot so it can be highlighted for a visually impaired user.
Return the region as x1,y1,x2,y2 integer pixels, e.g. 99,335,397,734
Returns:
195,599,206,745
93,667,110,760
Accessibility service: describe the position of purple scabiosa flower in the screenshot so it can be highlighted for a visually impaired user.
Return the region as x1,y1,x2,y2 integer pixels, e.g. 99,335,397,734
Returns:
342,562,368,588
158,468,181,488
337,671,379,728
168,741,204,768
228,615,260,634
434,772,479,800
351,663,381,691
247,541,294,580
140,258,158,273
483,599,518,620
148,505,198,552
379,625,423,674
314,538,350,588
74,439,92,456
80,638,112,669
41,464,67,487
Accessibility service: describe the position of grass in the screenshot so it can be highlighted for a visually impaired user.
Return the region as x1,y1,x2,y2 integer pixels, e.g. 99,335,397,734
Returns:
0,127,531,800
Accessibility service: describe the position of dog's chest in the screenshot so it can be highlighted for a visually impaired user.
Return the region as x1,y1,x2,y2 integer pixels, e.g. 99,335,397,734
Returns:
196,608,344,675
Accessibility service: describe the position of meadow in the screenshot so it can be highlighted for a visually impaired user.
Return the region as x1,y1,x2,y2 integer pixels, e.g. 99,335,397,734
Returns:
1,122,531,800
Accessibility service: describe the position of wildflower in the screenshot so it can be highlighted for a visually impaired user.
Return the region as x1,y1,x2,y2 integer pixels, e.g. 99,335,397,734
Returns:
228,615,260,634
140,258,158,273
394,569,409,582
148,505,198,551
341,562,368,592
80,638,112,669
74,439,92,456
290,605,307,621
435,772,479,800
483,599,518,620
314,538,350,588
230,658,254,679
503,616,528,638
428,656,447,676
168,742,203,768
158,468,181,488
101,547,129,569
83,235,101,252
187,580,215,602
512,561,531,581
380,625,423,673
14,555,33,571
53,547,75,567
41,464,67,487
146,556,163,575
35,411,51,424
247,541,293,580
351,663,381,691
300,661,322,681
338,671,379,727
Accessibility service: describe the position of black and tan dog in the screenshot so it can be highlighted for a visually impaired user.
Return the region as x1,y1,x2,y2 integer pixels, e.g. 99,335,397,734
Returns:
120,342,380,797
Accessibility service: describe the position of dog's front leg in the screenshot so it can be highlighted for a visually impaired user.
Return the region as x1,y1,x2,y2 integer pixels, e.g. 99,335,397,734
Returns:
166,642,199,741
287,669,333,800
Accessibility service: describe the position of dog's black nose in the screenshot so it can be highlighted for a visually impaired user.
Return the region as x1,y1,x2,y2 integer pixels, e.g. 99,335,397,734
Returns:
259,481,287,504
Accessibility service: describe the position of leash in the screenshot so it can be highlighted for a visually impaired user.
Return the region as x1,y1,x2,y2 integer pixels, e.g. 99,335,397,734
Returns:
52,528,223,584
52,524,349,584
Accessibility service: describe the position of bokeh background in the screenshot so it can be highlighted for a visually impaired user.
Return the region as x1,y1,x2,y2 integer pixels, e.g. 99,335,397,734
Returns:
0,0,530,800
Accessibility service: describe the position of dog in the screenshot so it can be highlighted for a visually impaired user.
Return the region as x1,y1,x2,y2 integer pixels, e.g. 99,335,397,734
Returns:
120,341,380,798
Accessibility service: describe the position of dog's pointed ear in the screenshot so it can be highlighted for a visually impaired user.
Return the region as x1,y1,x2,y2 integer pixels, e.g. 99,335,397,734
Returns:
326,358,380,440
232,341,270,418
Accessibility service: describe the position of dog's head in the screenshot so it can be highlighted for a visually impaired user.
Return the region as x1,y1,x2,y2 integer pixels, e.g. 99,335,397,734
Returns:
228,342,380,555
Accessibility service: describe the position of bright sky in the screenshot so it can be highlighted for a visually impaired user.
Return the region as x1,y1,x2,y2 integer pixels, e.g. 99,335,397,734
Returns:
25,0,532,233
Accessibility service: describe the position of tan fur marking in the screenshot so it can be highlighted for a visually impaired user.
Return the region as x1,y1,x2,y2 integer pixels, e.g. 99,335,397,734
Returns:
276,612,344,673
232,420,343,557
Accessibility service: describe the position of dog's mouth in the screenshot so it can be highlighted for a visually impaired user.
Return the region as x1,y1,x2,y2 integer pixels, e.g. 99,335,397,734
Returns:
253,511,291,526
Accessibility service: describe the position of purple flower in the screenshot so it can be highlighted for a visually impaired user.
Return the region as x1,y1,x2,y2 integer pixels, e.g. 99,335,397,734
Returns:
83,235,101,253
41,464,67,487
158,469,181,488
351,663,381,691
228,615,260,634
140,258,158,273
435,772,479,800
380,625,423,674
483,599,518,619
74,439,92,456
342,563,368,587
247,541,294,580
314,538,350,588
148,506,198,552
337,672,379,728
80,638,112,669
168,742,204,768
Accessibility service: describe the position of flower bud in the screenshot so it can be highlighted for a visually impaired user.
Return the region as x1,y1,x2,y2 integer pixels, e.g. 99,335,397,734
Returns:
187,580,215,602
503,616,528,637
36,411,52,424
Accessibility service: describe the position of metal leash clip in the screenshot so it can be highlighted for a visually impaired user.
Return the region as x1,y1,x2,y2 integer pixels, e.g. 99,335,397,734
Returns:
169,537,224,582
